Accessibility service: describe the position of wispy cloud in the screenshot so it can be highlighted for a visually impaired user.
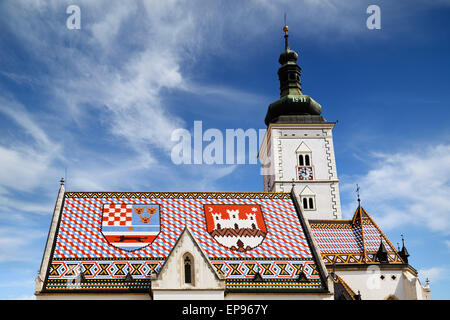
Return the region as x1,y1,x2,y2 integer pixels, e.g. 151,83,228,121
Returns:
0,95,62,196
418,266,448,284
445,240,450,250
0,227,46,263
341,143,450,235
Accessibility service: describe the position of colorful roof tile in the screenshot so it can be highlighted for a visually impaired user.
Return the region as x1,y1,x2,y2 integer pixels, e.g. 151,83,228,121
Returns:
309,205,405,265
41,190,328,293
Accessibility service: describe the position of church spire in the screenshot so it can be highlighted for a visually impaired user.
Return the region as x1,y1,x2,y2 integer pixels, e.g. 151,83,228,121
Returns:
264,25,324,126
376,235,389,264
277,24,301,97
398,234,410,264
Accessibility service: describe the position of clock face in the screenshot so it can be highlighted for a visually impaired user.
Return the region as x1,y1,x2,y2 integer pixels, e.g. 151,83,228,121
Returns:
298,167,313,180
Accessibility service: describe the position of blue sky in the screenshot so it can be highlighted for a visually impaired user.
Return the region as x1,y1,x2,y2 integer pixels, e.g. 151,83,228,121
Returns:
0,0,449,299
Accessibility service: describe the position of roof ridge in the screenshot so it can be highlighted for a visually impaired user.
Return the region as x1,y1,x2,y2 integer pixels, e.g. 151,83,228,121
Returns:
354,204,405,263
360,207,405,263
352,205,368,263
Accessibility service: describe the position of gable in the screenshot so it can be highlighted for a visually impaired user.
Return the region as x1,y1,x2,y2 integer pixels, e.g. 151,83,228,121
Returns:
296,142,311,153
300,186,315,196
151,227,225,291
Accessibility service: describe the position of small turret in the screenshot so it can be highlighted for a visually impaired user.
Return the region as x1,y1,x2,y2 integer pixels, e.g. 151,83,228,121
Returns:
376,235,389,264
398,234,410,264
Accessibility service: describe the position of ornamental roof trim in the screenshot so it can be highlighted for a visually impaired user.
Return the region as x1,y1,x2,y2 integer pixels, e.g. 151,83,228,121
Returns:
64,191,292,199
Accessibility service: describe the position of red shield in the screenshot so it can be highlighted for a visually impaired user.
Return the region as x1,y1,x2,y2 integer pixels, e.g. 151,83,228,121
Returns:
204,204,267,252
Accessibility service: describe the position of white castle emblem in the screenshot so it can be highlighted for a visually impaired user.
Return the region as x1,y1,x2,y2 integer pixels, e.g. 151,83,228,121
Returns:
211,208,258,230
205,205,267,252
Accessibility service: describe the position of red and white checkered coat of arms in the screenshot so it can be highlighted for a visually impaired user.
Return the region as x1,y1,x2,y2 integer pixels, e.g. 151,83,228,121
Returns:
101,204,160,251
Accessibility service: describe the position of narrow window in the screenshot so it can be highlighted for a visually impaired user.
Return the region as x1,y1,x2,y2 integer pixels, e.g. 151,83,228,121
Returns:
184,256,192,284
309,198,314,209
303,198,308,209
299,155,304,166
305,154,310,166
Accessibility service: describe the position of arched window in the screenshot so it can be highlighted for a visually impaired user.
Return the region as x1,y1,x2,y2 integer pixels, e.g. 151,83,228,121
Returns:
296,142,312,169
183,254,194,285
299,155,304,166
301,196,316,211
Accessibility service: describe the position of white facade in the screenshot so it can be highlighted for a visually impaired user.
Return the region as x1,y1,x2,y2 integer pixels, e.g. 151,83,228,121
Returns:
333,266,431,300
151,227,226,300
259,123,342,220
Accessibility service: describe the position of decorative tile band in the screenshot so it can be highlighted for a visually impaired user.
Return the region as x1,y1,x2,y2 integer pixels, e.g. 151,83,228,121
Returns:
47,260,163,280
210,260,320,280
225,279,323,290
65,191,291,199
47,259,319,281
45,278,152,291
321,252,404,265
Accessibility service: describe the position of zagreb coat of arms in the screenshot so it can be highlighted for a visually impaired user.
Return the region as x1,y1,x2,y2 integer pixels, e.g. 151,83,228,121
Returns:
204,204,267,252
101,204,160,251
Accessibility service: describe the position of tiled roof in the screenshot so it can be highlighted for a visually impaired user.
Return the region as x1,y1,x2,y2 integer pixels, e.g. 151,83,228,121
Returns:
42,191,327,292
309,206,405,265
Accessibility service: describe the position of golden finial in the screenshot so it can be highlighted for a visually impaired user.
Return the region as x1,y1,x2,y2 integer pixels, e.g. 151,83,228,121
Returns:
283,13,289,51
283,13,288,34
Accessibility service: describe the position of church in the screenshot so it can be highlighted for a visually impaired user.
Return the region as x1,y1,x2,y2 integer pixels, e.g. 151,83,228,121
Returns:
35,26,431,300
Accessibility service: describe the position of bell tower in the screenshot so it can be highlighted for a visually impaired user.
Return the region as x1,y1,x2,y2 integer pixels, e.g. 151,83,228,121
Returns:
259,26,342,220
